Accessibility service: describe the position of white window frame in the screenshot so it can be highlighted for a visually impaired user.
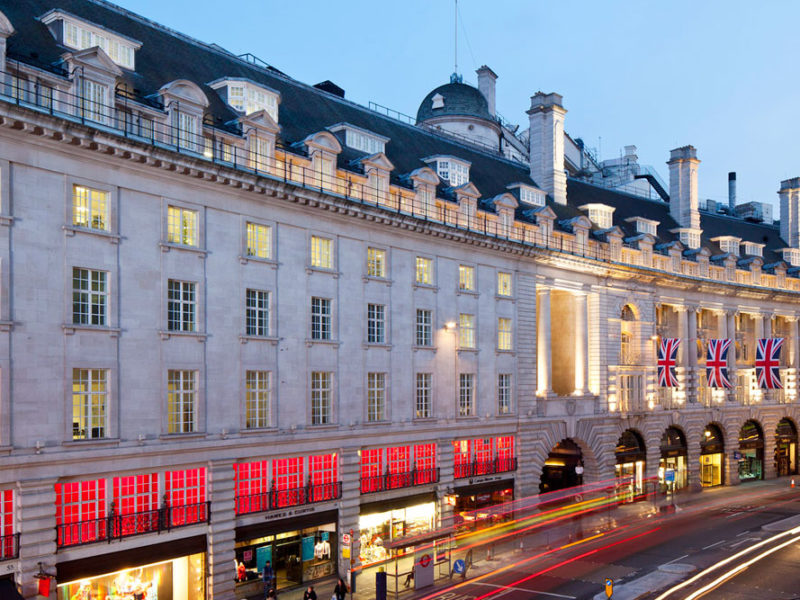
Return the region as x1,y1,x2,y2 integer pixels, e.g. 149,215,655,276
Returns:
459,313,476,349
415,256,434,285
167,369,197,434
498,317,513,351
310,371,332,425
458,373,475,417
245,370,271,429
310,297,332,341
72,267,108,326
81,79,108,124
310,235,334,269
366,303,386,344
498,373,512,414
245,222,272,259
415,373,432,419
166,205,198,247
367,247,387,278
497,272,513,297
72,368,108,440
245,289,270,337
367,372,386,422
167,280,196,332
72,184,109,231
416,309,433,347
458,265,475,291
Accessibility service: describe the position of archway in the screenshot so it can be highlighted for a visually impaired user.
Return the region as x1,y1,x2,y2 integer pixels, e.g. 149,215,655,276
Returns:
659,426,688,491
540,439,583,494
775,418,798,477
615,430,646,498
700,424,724,487
738,420,764,482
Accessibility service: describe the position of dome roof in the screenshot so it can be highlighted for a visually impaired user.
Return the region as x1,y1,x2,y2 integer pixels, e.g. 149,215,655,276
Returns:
416,81,493,124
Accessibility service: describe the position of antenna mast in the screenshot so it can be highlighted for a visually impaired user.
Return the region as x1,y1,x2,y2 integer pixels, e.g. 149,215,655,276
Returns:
454,0,458,76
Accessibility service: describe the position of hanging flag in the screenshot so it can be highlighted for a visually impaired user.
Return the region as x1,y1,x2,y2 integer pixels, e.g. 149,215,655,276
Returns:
755,338,784,389
657,338,680,387
706,339,732,389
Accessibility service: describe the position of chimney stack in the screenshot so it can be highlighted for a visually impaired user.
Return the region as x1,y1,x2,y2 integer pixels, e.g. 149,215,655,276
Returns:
528,92,567,205
779,177,800,247
476,65,497,118
667,146,700,231
728,172,736,213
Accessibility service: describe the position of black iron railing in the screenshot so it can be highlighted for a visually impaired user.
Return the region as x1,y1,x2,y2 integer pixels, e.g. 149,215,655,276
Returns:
360,467,440,494
235,482,342,516
0,532,19,561
454,457,517,479
56,501,210,548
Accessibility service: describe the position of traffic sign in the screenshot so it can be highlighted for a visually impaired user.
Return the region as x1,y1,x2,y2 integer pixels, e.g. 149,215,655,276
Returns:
605,578,613,598
453,559,466,574
342,533,351,544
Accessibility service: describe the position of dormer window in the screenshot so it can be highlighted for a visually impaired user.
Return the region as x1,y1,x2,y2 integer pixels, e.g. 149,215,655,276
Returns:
424,156,470,187
678,229,701,250
41,11,140,69
626,217,659,236
328,124,388,155
431,93,444,109
782,249,800,267
578,203,615,229
713,236,741,256
210,79,279,121
742,242,764,257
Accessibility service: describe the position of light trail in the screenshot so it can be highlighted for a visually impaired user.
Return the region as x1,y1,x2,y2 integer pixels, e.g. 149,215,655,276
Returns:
653,523,800,600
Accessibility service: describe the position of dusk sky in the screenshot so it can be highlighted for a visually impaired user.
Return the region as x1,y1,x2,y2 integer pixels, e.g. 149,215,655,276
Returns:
112,0,800,210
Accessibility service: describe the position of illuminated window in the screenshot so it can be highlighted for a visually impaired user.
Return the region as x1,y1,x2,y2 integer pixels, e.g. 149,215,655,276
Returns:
436,159,469,187
415,373,432,419
226,83,279,120
367,247,386,278
245,370,271,429
81,79,108,124
167,280,196,332
245,289,270,337
112,474,158,535
418,185,434,215
416,309,432,346
59,19,137,69
498,374,512,414
173,110,199,151
414,443,437,484
474,438,494,472
416,256,433,285
519,186,545,207
72,368,107,440
72,185,109,231
164,468,206,526
458,265,475,291
310,297,331,340
459,314,475,348
498,317,512,350
458,373,475,417
497,272,512,296
272,457,304,507
367,372,386,422
453,440,472,478
249,136,273,172
167,370,196,434
72,268,107,326
0,489,12,559
311,371,332,425
310,235,333,269
166,205,197,246
234,461,269,514
55,479,106,546
387,446,411,488
246,222,272,259
360,448,383,493
367,304,385,344
309,453,338,501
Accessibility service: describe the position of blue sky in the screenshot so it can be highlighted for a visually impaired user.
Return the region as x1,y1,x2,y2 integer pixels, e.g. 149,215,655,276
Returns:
113,0,800,210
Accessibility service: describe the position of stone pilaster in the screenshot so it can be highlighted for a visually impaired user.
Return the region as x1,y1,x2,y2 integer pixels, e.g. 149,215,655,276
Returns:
726,310,738,401
687,305,698,401
437,440,455,527
536,287,552,397
516,274,537,419
18,477,57,600
208,459,236,600
574,292,589,394
337,449,361,580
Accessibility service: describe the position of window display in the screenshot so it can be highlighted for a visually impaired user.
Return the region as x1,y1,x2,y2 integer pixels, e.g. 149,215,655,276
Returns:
359,502,435,565
58,553,204,600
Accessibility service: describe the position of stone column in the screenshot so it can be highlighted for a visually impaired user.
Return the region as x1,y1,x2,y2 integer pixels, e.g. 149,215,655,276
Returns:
337,448,361,580
208,459,237,600
574,292,589,395
687,305,698,402
687,439,703,493
677,307,689,403
726,310,738,401
537,288,552,396
437,439,455,528
18,477,58,600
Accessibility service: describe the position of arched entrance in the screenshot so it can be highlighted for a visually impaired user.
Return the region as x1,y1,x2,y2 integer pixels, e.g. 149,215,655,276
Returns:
775,418,798,477
615,430,646,497
700,424,724,487
659,427,688,491
540,439,584,494
738,420,764,482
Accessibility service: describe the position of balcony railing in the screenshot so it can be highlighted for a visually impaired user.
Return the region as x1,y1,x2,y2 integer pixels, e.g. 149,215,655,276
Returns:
235,482,342,516
0,533,19,561
360,467,440,494
56,502,210,548
454,457,517,479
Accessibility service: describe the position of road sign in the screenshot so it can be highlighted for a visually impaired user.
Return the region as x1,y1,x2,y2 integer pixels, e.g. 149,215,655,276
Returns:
453,559,466,574
342,533,351,544
665,468,675,484
605,578,613,598
734,451,742,461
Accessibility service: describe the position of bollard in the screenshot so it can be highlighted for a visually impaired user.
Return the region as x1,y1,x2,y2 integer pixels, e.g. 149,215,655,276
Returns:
792,478,796,488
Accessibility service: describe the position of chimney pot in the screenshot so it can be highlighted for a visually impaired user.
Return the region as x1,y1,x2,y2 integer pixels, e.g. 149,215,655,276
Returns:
527,91,567,205
476,65,497,118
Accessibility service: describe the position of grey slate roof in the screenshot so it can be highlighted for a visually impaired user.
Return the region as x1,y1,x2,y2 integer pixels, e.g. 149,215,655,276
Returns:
415,82,493,124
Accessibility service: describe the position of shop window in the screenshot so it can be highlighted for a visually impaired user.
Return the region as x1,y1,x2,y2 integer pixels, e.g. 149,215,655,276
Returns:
0,489,13,560
56,479,107,547
165,468,207,526
497,436,516,471
387,446,411,489
414,443,437,484
453,440,472,478
453,436,516,478
360,448,383,493
235,461,269,515
474,439,494,474
309,453,339,502
272,457,304,507
112,474,158,536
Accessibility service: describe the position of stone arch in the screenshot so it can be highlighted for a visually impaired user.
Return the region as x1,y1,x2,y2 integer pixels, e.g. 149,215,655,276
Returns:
775,417,798,477
699,422,726,487
738,419,765,482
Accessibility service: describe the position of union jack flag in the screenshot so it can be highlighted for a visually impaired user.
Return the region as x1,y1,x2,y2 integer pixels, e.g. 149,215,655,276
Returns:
657,338,680,387
705,339,732,389
755,338,784,389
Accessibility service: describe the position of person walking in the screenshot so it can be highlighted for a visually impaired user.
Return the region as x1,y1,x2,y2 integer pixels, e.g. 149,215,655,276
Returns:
333,577,348,600
303,586,317,600
262,561,275,597
265,588,277,600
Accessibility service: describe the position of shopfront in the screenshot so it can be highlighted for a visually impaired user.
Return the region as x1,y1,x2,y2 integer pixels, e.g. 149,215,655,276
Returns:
615,430,646,500
775,418,798,477
57,536,206,600
451,478,514,529
234,510,337,598
359,493,436,566
738,420,764,482
700,424,725,487
658,426,688,491
540,439,583,494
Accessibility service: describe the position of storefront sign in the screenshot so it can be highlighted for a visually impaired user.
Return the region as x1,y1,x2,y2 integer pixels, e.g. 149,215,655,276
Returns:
263,506,317,521
665,469,675,484
468,474,504,485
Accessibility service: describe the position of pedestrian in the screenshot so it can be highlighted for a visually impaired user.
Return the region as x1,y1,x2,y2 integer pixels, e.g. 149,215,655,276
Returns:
262,561,275,597
303,586,317,600
265,588,277,600
333,577,348,600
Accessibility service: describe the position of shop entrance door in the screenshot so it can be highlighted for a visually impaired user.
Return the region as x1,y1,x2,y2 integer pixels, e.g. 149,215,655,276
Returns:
539,439,583,494
775,418,798,477
700,424,724,487
738,420,764,482
274,536,302,587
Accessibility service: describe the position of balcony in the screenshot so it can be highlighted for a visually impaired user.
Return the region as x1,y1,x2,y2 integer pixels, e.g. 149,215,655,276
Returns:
454,457,517,479
0,533,18,561
56,502,209,549
360,467,440,494
235,482,342,516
